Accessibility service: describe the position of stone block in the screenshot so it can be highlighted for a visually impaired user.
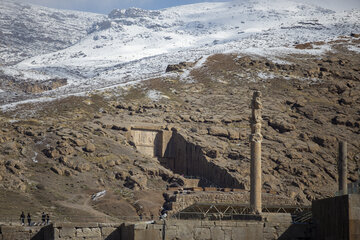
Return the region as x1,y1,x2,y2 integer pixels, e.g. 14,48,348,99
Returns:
2,232,31,240
263,226,276,234
200,221,215,227
76,227,101,238
194,227,211,240
60,227,76,238
231,224,263,240
215,221,237,227
222,227,232,240
165,229,177,240
99,223,122,228
263,231,277,240
235,222,247,227
211,227,225,240
176,224,194,240
134,224,147,230
134,229,161,240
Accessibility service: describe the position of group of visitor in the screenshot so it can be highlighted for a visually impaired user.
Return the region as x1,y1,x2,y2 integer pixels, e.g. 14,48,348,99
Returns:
20,211,50,226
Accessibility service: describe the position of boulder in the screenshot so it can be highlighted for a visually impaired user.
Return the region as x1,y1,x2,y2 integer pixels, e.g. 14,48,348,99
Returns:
268,118,296,133
50,166,64,176
124,174,148,190
72,139,86,147
208,126,228,138
312,135,337,148
43,147,60,159
83,143,96,153
228,129,240,140
2,141,17,155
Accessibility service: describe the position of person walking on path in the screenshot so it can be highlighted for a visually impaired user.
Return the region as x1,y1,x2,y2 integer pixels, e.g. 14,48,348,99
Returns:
41,212,46,225
20,212,25,226
27,213,31,226
46,214,50,225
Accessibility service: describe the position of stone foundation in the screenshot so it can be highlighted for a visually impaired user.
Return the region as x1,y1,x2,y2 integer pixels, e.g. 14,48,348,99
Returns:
0,213,313,240
125,213,309,240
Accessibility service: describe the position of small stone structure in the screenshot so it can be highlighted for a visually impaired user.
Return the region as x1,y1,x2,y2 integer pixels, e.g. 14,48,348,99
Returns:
250,91,263,213
312,194,360,240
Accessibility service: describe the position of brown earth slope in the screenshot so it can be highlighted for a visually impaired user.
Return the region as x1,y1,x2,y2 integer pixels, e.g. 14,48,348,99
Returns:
0,36,359,222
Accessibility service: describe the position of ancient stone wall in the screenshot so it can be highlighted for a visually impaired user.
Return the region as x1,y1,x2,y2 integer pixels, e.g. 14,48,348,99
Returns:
128,213,301,240
0,214,314,240
52,222,121,240
163,131,243,189
0,225,52,240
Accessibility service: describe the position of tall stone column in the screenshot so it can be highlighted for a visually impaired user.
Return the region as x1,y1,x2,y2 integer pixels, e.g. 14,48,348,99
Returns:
250,91,262,214
338,141,348,195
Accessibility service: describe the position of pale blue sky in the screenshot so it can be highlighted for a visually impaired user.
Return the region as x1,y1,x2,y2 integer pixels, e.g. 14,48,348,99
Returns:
22,0,360,14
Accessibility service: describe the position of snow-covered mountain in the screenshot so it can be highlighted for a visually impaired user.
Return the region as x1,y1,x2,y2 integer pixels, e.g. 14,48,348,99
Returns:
0,0,104,65
1,0,360,108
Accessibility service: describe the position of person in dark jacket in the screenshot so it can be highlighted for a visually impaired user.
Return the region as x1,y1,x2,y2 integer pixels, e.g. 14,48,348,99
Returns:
41,212,46,225
20,212,25,225
46,214,50,224
27,213,31,226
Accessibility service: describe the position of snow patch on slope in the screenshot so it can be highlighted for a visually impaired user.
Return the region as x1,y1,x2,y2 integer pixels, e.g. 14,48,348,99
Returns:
1,0,360,108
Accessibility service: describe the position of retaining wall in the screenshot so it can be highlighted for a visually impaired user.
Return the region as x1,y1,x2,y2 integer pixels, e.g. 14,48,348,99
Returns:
0,213,313,240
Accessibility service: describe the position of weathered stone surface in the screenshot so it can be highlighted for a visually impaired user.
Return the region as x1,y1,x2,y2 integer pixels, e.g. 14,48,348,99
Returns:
59,227,76,238
177,224,194,240
194,227,211,240
268,118,296,133
210,227,225,240
50,166,64,175
76,227,101,238
208,126,229,138
231,224,263,240
83,143,96,152
43,147,60,158
227,129,240,140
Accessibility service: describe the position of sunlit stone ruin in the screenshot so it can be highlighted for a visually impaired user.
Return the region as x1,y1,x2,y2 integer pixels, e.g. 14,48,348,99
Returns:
1,91,359,240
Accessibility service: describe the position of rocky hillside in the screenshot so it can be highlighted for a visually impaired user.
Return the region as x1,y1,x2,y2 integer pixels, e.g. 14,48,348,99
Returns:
0,35,359,221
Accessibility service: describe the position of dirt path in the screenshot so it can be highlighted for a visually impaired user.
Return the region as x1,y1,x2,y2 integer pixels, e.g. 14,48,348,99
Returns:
55,194,117,222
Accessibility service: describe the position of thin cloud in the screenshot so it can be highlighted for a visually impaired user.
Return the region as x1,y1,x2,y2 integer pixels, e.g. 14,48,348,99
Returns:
21,0,360,13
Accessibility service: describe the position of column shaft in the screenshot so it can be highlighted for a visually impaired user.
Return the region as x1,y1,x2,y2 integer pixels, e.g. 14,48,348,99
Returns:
250,91,262,214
